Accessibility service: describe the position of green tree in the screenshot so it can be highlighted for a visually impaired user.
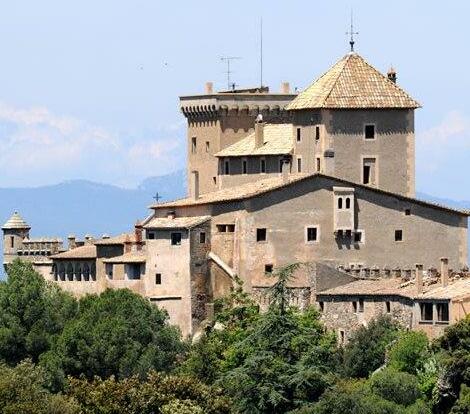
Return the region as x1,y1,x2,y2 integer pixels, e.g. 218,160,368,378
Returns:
0,260,77,364
0,360,78,414
369,368,422,406
450,384,470,413
341,315,401,378
388,331,430,375
42,288,186,389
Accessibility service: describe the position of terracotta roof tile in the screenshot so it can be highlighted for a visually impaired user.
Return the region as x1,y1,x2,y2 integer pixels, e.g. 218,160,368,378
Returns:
144,216,210,229
286,53,420,110
103,251,146,264
51,244,97,260
93,234,136,245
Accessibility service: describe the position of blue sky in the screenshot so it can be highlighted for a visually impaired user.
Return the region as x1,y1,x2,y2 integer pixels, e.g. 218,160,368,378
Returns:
0,0,468,200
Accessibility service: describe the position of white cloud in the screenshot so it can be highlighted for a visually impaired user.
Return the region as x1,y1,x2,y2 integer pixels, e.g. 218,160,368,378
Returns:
0,102,185,187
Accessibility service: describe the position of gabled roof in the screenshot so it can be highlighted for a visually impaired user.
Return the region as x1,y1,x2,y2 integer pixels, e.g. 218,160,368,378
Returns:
286,53,420,110
2,212,30,230
215,124,293,157
144,216,210,229
51,244,97,260
150,172,469,216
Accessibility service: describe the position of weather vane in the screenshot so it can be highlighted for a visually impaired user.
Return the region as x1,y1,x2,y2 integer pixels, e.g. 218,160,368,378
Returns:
346,10,359,52
153,192,162,203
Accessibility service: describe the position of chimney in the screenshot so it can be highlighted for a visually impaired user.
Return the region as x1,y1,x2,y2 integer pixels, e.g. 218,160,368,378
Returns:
191,170,200,200
387,67,397,83
281,158,291,182
205,82,213,94
124,234,132,254
84,234,94,245
415,264,424,294
255,115,264,148
101,234,110,239
67,234,76,250
135,221,143,251
440,257,449,287
167,210,176,220
281,82,290,94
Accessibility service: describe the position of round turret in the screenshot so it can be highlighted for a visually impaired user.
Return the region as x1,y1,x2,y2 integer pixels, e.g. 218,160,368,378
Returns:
2,211,31,231
2,211,31,260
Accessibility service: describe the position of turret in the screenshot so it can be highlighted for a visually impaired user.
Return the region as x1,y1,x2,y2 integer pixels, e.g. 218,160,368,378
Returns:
2,211,31,264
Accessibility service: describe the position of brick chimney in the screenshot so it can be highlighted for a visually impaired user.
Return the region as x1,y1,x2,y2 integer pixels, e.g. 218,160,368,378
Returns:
281,82,290,94
415,264,424,294
134,221,143,251
205,82,213,94
255,115,264,148
440,257,449,287
67,235,76,250
190,170,199,200
387,67,397,83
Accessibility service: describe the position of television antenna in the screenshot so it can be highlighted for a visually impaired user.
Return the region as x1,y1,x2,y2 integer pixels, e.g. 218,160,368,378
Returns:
220,56,241,90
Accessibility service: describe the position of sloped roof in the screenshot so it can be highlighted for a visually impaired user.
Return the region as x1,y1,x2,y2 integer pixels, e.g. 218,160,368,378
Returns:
144,216,210,229
150,172,469,216
215,124,293,157
103,251,146,264
286,53,420,110
2,212,30,230
93,233,136,245
51,244,97,260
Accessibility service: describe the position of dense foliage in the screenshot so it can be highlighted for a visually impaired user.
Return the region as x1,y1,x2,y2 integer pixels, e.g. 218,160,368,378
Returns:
3,260,470,413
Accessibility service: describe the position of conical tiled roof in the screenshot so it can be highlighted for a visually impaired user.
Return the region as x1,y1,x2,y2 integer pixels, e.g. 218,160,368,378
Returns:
2,211,31,230
286,52,420,110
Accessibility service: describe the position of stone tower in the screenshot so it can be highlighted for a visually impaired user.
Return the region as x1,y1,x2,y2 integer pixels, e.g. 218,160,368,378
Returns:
2,211,30,265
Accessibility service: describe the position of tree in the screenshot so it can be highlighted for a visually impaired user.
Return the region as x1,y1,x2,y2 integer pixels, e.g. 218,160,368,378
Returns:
0,260,77,364
369,368,422,406
388,331,430,375
67,371,231,414
0,360,78,414
341,315,401,378
41,288,186,390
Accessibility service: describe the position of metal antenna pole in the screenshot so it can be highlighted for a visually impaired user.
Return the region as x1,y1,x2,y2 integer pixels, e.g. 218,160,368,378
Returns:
260,18,263,87
345,10,359,52
221,56,241,90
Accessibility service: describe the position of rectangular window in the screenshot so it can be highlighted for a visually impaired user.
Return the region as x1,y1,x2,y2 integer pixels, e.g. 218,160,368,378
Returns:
217,224,226,233
352,301,358,313
359,299,364,313
10,236,14,248
264,264,273,273
395,230,403,242
128,264,141,280
224,159,230,175
171,232,182,246
279,159,283,173
386,301,391,313
420,303,433,321
365,124,375,139
405,208,411,216
297,157,302,173
260,158,266,173
147,231,155,240
362,158,376,185
155,273,162,285
339,330,345,344
191,137,197,153
354,231,363,244
363,165,371,184
226,224,235,233
199,232,206,244
316,157,321,172
256,228,267,242
296,127,301,142
205,141,210,152
242,159,248,175
319,301,324,312
437,303,449,322
306,227,318,242
213,176,217,185
105,263,113,279
315,125,320,140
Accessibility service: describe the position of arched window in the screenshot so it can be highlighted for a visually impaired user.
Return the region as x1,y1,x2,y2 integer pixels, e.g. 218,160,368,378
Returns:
75,265,82,282
66,263,73,281
52,264,57,281
83,263,90,281
345,197,351,209
338,197,343,209
58,263,65,281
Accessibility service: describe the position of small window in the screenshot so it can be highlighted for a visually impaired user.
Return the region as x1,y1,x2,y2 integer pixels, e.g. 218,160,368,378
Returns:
316,157,321,172
315,125,320,140
279,159,283,173
171,232,182,246
296,127,301,142
213,176,217,185
395,230,403,242
437,303,449,322
224,159,230,175
217,224,227,233
306,227,318,242
205,141,210,152
386,301,391,313
297,157,302,173
264,264,273,273
345,197,351,209
191,137,197,153
260,158,266,173
147,231,155,240
227,224,235,233
242,159,248,175
319,301,324,312
10,236,14,248
199,232,206,244
365,124,375,139
420,303,433,321
363,165,371,184
339,330,345,344
338,197,343,209
352,301,358,313
155,273,162,285
358,299,364,313
354,231,363,244
256,228,267,242
405,208,411,216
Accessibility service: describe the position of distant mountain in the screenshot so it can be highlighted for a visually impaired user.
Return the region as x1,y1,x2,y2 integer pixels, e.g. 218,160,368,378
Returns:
0,173,468,278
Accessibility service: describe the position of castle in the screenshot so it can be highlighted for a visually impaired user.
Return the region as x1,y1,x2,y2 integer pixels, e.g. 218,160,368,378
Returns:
3,48,469,339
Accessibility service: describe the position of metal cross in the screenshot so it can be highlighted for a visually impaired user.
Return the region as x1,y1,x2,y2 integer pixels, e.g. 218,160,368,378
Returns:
346,10,359,52
153,192,162,203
